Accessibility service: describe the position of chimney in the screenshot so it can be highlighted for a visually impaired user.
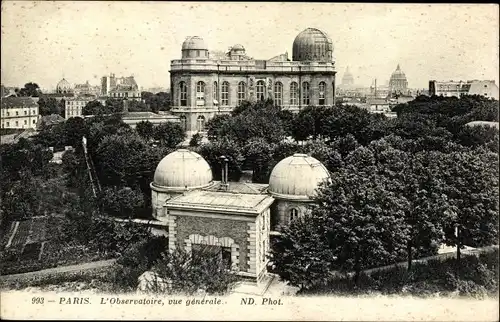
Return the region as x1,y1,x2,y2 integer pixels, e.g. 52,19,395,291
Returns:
220,156,229,191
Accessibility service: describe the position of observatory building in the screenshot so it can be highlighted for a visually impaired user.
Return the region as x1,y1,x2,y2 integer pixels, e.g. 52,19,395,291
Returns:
169,28,337,136
150,149,330,282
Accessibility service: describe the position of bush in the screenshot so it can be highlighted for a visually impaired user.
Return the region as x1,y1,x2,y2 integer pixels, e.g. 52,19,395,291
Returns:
301,247,499,298
106,236,168,293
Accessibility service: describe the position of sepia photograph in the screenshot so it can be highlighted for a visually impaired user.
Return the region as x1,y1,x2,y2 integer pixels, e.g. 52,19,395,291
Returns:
0,1,499,320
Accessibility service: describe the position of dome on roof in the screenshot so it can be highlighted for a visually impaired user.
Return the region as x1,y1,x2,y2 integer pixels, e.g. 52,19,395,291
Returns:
389,64,408,93
292,28,333,62
182,36,208,51
268,154,330,200
231,44,245,51
152,149,213,191
390,64,407,81
342,66,354,86
56,78,72,92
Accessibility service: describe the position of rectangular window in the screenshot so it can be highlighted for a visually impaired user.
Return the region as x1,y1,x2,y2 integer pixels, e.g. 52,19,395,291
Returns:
33,119,36,124
6,122,10,127
24,120,27,125
15,121,19,126
24,110,27,115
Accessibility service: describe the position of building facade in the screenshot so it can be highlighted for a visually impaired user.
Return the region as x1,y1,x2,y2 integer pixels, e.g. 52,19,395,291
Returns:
74,81,101,97
429,80,499,100
65,96,107,119
101,74,141,100
1,97,40,129
149,149,330,282
169,28,337,136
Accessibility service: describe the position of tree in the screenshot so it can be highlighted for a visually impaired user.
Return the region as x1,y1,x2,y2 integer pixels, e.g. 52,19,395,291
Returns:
272,146,411,289
98,186,145,219
37,97,61,116
292,106,333,141
152,122,186,148
189,133,202,147
136,121,155,141
242,138,276,183
439,148,499,276
94,132,152,187
105,98,124,113
206,101,287,145
455,124,499,153
196,139,244,182
270,215,334,289
18,82,42,97
83,100,105,115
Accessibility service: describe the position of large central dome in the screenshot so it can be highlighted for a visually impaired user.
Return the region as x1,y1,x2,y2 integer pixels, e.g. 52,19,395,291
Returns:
292,28,333,62
268,154,330,201
152,149,213,191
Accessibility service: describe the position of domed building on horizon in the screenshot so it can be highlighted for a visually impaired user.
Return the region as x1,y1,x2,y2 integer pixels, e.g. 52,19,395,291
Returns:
149,148,330,282
56,78,73,94
389,64,409,95
169,28,337,137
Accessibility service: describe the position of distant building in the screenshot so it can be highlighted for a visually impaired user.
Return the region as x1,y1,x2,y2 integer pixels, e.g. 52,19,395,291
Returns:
340,66,355,88
101,74,141,101
65,96,107,119
121,111,180,129
56,78,74,94
1,97,39,129
429,80,499,99
74,81,100,97
388,64,409,96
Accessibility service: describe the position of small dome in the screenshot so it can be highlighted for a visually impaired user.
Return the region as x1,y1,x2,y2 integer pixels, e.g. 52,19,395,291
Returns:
269,154,330,200
182,36,208,51
292,28,333,62
152,149,213,190
231,44,245,51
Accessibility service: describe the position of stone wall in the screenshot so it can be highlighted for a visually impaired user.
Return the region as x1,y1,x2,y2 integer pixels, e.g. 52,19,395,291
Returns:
173,215,250,272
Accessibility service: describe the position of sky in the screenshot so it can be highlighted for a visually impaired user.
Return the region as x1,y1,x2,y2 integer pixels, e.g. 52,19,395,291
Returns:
1,2,498,91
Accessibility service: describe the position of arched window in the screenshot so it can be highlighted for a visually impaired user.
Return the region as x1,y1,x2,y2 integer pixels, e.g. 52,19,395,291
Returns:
179,81,187,106
221,81,229,106
256,80,266,101
196,81,205,102
289,208,299,224
237,82,246,106
197,115,206,132
274,82,283,107
290,82,298,105
318,81,326,105
213,81,218,103
302,82,310,105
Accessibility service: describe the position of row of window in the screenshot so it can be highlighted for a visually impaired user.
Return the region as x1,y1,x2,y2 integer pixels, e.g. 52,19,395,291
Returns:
110,92,139,98
1,119,37,127
179,81,330,107
2,110,37,116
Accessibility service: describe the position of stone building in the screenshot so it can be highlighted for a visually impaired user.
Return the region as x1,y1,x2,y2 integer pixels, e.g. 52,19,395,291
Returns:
101,74,141,101
65,96,107,119
1,97,40,129
169,28,337,137
149,149,330,282
429,80,499,100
